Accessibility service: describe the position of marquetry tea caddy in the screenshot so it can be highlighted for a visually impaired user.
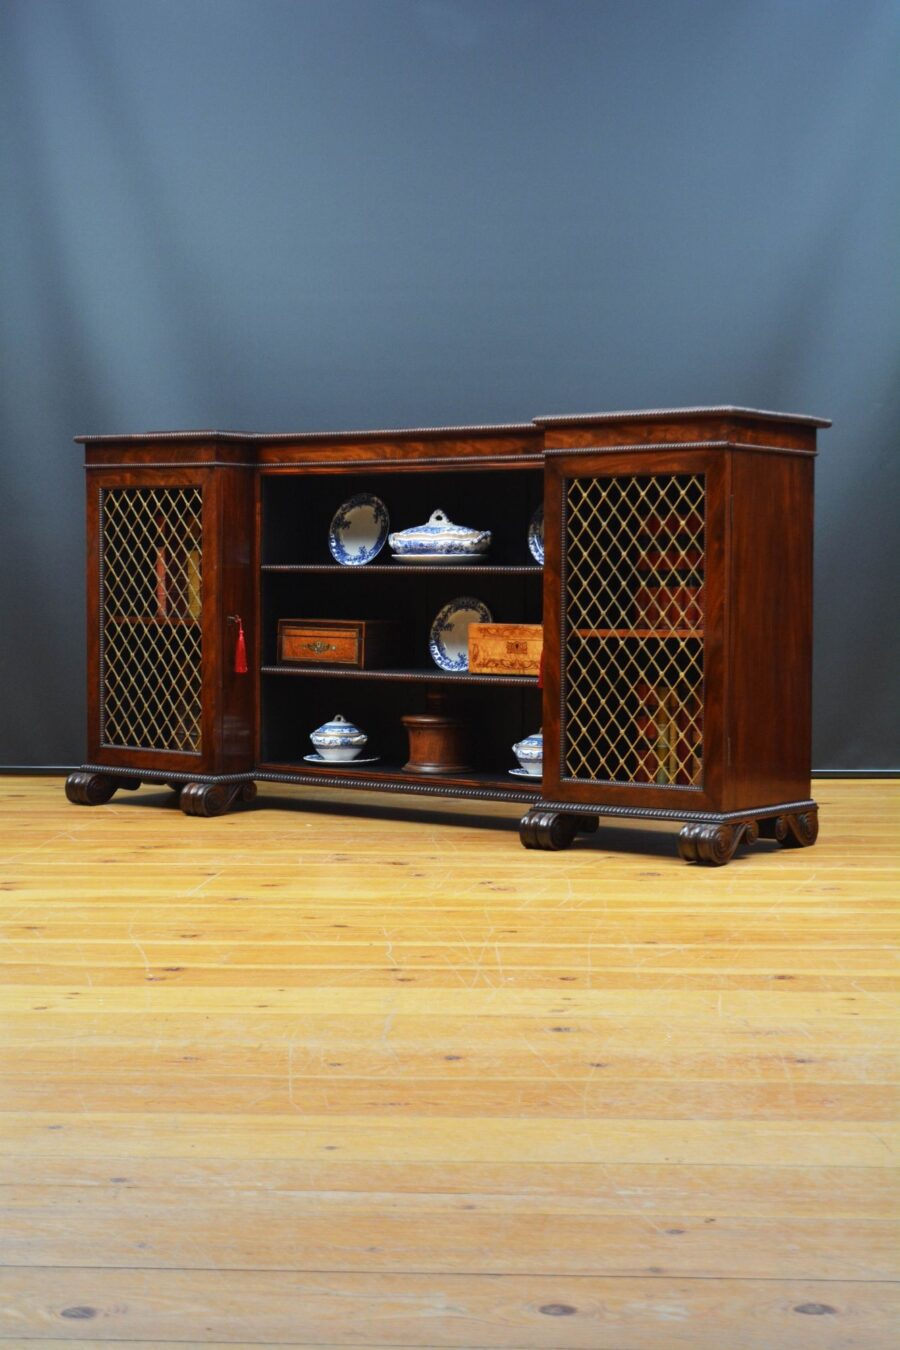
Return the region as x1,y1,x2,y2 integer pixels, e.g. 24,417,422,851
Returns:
66,406,828,865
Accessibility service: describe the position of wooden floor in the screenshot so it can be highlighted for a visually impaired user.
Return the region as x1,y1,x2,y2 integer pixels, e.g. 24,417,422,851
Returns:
0,776,897,1349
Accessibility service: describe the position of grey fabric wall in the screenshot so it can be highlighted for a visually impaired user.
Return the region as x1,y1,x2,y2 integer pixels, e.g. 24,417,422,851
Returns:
1,0,897,769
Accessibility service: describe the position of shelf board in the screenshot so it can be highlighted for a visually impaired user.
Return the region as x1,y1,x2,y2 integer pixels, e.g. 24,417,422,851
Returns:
573,628,704,640
257,760,542,795
261,563,543,575
261,664,539,687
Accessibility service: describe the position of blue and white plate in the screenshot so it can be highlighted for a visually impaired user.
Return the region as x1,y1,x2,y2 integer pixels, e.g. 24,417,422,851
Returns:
328,494,390,565
510,766,542,779
527,504,544,564
428,597,493,672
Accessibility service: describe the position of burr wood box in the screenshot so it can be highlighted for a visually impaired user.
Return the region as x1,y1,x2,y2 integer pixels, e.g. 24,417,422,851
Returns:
467,623,543,676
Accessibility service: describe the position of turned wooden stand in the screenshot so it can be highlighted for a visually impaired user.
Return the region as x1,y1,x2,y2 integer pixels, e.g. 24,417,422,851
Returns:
66,405,828,864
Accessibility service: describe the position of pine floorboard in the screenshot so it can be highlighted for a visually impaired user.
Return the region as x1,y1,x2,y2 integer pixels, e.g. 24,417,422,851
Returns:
0,775,897,1348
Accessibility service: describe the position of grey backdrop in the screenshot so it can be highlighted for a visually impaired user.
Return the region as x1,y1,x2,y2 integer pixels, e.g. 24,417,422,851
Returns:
1,0,897,769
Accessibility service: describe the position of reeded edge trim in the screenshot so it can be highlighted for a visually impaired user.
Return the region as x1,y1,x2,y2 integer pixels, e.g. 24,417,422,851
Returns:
76,431,251,444
545,439,817,458
261,564,543,575
85,460,255,470
259,453,545,470
79,764,816,823
76,423,538,445
81,764,252,785
260,665,540,688
535,406,831,428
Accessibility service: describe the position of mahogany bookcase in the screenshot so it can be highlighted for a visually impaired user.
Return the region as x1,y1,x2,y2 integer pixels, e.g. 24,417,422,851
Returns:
65,406,829,865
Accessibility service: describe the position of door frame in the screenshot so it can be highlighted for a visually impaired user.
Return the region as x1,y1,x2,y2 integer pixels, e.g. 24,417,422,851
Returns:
541,446,730,814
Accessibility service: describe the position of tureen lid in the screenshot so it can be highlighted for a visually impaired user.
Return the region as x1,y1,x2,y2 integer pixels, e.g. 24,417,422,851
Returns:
388,509,489,546
513,730,543,752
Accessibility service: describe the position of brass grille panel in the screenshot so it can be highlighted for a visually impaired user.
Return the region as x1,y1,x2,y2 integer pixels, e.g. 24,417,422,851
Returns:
564,473,705,786
101,487,203,753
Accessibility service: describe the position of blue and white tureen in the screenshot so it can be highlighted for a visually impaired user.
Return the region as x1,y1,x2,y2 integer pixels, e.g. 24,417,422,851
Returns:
309,713,368,762
512,730,543,776
388,509,491,562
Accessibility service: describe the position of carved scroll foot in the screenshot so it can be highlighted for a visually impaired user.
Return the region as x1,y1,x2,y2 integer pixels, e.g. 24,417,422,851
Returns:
65,771,140,806
519,809,581,851
179,781,257,818
763,809,819,849
678,819,760,866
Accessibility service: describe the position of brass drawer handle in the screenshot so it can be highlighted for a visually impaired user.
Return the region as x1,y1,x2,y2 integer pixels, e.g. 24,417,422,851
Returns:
304,640,337,654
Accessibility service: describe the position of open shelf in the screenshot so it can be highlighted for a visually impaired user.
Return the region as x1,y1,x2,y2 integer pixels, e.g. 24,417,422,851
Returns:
262,468,542,568
261,563,543,576
261,665,538,687
258,463,545,782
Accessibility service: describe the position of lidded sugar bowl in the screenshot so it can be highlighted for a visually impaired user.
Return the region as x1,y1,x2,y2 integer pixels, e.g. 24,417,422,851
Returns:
310,713,368,762
512,730,543,776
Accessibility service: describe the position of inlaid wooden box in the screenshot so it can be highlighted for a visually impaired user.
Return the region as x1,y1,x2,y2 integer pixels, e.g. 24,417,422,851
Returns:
468,623,543,676
277,619,401,669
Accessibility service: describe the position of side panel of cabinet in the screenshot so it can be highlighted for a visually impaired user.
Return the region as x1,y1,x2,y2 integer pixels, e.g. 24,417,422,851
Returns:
542,448,728,813
85,465,255,776
723,449,814,810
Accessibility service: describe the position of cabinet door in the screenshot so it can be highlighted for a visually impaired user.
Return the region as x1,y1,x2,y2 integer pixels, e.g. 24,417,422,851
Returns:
85,465,254,776
86,471,208,771
542,448,727,812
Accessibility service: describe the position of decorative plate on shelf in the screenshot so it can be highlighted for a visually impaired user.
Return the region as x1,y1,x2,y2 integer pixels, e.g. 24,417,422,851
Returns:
509,766,542,779
527,504,544,564
328,494,390,565
428,597,493,672
303,752,381,767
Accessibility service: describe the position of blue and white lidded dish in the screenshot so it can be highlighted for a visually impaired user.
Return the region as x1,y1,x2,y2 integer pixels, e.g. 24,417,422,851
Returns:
309,713,368,762
512,730,543,776
388,509,491,558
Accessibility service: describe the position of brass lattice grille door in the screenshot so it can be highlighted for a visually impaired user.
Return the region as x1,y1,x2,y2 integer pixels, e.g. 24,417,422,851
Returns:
101,486,204,754
562,470,707,791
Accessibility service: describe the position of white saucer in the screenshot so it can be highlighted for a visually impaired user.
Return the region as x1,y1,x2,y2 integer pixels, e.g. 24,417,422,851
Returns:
303,753,381,766
509,766,542,778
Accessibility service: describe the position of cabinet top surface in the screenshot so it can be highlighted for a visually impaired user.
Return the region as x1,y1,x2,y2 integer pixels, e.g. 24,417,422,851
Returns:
74,406,830,445
533,405,831,428
74,422,538,445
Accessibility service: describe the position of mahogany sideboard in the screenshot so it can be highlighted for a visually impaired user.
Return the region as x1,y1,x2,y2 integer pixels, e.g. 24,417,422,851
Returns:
65,406,829,865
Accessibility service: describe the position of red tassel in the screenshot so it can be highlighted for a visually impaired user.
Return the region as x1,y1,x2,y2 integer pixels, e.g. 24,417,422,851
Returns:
233,617,248,675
